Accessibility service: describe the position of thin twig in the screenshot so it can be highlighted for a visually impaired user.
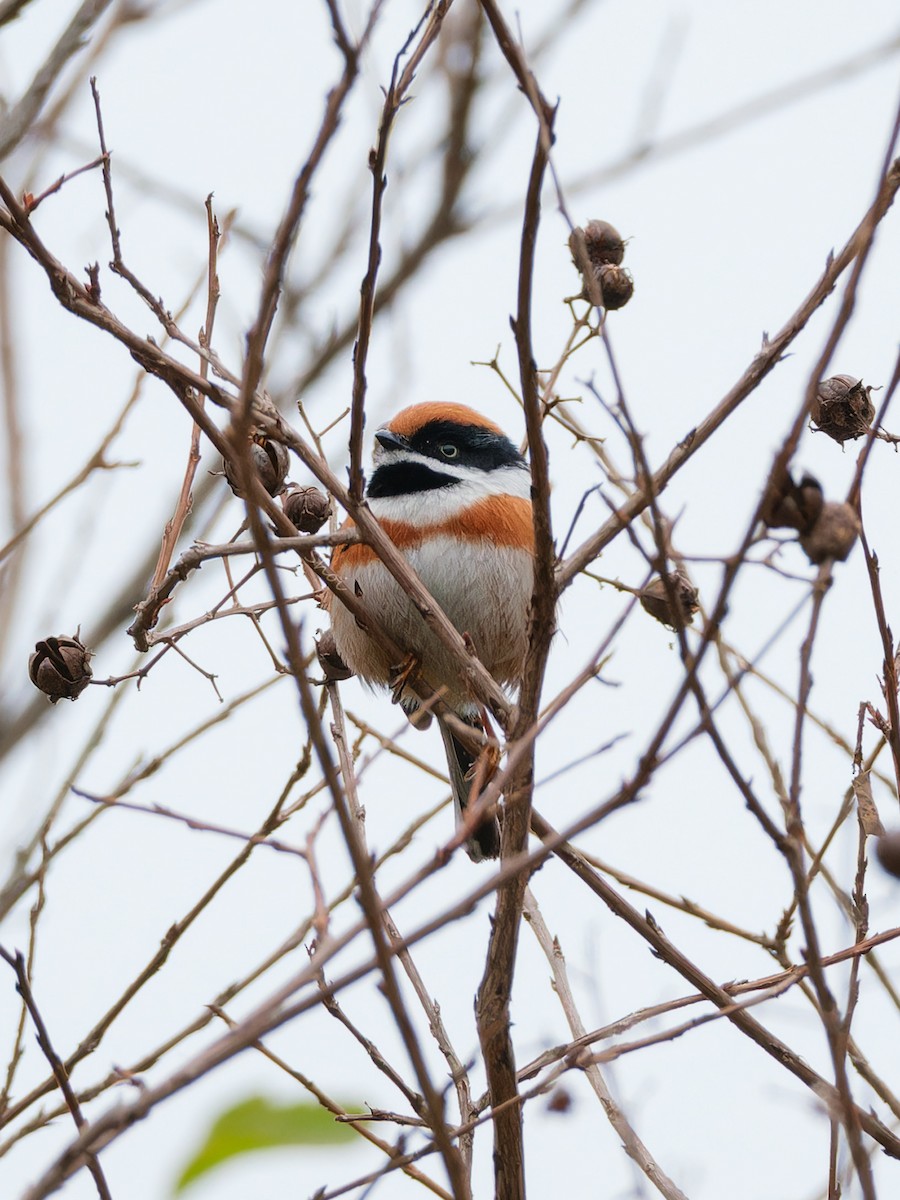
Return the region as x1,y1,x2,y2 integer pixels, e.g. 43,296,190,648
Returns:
523,888,688,1200
0,948,113,1200
0,0,115,158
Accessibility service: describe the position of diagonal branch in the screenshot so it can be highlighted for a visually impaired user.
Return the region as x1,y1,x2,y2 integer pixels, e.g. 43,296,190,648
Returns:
556,155,900,591
0,948,112,1200
0,0,114,159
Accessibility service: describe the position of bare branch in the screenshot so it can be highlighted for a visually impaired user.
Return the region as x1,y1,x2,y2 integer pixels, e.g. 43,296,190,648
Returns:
0,0,115,158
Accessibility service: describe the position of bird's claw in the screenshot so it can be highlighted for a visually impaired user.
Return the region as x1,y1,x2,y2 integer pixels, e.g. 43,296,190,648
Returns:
389,652,420,704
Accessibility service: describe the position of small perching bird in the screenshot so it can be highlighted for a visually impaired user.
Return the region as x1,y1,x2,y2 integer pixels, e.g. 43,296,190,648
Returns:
329,402,534,860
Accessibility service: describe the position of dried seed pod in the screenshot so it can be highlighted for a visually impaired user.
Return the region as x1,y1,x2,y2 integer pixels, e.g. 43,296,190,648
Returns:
799,501,860,564
283,484,332,534
639,571,699,630
570,219,626,268
876,831,900,879
316,629,353,681
223,434,290,498
594,263,634,310
810,375,875,444
29,634,93,703
545,1087,573,1114
761,468,823,534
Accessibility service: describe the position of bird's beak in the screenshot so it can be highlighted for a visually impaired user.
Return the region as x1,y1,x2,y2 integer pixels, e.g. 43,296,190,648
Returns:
375,428,409,452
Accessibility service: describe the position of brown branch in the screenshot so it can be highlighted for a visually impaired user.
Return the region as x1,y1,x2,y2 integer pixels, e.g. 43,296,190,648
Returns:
0,948,113,1200
0,0,115,158
73,789,309,858
767,101,900,1199
855,351,900,802
147,196,225,592
317,979,425,1115
0,139,523,852
860,527,900,801
782,568,874,1186
513,922,900,1091
238,3,370,423
332,689,476,1174
483,24,900,223
126,529,354,651
0,228,27,669
210,1004,452,1199
0,763,447,1147
290,5,482,405
557,155,900,591
21,153,106,213
472,7,558,1194
228,449,473,1197
15,819,900,1198
322,678,470,1196
347,1,453,499
518,143,900,920
523,889,688,1200
527,811,900,1160
0,175,235,414
0,0,34,27
0,737,301,1134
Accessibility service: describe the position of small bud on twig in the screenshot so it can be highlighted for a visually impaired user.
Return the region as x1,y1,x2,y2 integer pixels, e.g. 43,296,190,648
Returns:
29,634,93,703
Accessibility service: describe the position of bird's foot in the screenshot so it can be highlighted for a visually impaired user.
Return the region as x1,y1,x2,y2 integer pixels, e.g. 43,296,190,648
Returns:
389,652,420,705
464,739,502,806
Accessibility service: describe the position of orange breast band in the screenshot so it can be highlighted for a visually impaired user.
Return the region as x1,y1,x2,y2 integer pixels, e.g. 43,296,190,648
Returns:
333,494,534,570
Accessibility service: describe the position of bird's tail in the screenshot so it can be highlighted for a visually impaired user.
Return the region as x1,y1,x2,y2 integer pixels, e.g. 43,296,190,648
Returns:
438,715,500,861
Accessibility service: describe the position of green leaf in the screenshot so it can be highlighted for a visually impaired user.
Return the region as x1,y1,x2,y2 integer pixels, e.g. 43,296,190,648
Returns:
173,1095,360,1193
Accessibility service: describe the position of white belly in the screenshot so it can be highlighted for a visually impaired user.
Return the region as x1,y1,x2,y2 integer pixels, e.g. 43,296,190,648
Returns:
330,535,533,710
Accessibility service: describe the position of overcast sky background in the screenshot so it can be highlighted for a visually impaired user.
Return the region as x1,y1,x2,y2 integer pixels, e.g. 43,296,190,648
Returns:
3,2,900,1198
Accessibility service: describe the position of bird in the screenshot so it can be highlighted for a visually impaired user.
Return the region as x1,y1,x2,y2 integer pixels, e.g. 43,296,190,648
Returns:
328,402,534,860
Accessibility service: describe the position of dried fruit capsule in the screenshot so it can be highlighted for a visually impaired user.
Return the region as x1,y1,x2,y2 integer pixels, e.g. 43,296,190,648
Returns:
283,484,331,534
876,831,900,879
545,1087,573,1114
569,222,632,308
316,629,353,681
29,634,93,703
223,434,290,498
799,501,860,564
570,219,626,268
761,468,823,534
810,375,875,444
594,263,634,310
639,571,699,630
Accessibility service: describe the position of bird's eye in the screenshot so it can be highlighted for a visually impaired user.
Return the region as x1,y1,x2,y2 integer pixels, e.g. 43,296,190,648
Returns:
439,443,459,459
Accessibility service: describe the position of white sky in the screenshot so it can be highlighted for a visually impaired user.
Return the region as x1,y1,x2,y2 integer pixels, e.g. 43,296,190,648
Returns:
2,2,900,1198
